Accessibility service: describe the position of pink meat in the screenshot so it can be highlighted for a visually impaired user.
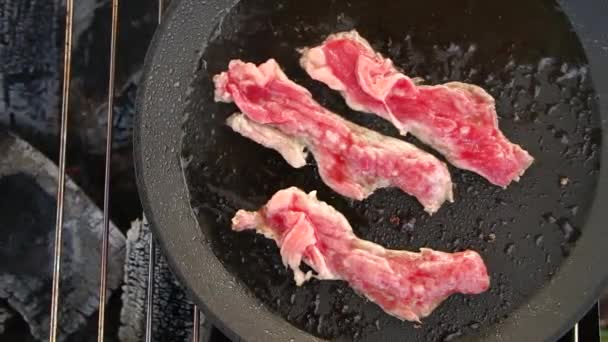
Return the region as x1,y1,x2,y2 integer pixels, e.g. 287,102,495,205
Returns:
214,59,453,214
232,187,490,322
300,30,534,187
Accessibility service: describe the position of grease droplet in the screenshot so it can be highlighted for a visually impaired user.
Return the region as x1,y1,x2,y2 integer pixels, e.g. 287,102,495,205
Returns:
504,243,515,255
535,235,544,246
542,212,557,224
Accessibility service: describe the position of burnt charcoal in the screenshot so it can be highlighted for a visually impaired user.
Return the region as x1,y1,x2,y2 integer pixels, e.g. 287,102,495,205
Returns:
0,0,155,155
119,218,208,342
0,131,125,341
0,302,14,335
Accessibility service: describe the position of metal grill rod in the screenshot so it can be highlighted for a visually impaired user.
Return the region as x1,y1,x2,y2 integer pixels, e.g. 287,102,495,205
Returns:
49,0,202,340
158,0,164,28
97,0,120,340
145,236,156,342
49,0,75,340
193,305,200,341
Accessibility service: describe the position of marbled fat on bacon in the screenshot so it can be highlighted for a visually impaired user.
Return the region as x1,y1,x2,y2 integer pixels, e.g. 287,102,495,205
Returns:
300,30,534,187
232,187,490,322
215,59,453,213
226,113,308,168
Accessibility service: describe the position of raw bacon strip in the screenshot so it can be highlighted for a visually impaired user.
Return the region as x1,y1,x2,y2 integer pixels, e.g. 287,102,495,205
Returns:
214,59,453,213
300,30,534,187
232,187,490,322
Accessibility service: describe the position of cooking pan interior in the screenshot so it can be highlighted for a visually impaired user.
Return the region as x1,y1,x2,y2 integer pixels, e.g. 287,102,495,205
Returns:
179,0,601,340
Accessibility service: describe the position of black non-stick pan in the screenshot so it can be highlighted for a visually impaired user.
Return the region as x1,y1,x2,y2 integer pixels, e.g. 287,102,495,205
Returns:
134,0,608,340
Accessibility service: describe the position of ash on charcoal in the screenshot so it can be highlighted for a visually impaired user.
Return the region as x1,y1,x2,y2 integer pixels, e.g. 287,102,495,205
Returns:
0,303,14,335
0,0,99,138
0,131,126,341
0,0,151,155
119,218,208,342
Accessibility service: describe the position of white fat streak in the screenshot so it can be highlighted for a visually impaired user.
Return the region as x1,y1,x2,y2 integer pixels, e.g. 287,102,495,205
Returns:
280,213,316,286
226,113,308,168
299,47,347,92
212,72,233,103
324,130,340,145
262,59,313,95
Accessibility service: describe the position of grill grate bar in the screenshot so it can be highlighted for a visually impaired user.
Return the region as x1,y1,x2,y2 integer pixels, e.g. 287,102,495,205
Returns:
193,306,201,342
48,0,75,340
145,236,156,342
158,0,165,29
97,0,120,339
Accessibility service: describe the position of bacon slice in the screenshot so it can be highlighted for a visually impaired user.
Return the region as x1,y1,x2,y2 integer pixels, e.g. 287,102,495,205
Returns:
232,187,490,322
300,30,534,187
214,59,453,213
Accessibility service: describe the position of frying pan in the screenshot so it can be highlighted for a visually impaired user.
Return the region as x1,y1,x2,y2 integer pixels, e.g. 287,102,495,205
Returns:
134,0,608,340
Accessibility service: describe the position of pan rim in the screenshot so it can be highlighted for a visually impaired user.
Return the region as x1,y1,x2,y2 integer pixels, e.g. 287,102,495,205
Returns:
133,0,608,341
